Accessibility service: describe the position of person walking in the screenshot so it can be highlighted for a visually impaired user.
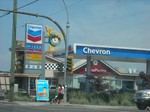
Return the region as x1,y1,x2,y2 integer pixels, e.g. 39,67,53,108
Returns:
61,85,64,103
57,84,62,104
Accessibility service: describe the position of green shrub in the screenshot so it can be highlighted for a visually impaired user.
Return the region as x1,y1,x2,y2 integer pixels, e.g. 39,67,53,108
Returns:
109,99,119,106
69,97,89,104
89,97,106,105
5,92,35,102
68,91,135,106
108,92,135,106
14,95,35,102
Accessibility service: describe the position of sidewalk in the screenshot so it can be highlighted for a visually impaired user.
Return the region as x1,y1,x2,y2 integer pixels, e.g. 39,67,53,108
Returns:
0,99,137,109
0,99,49,106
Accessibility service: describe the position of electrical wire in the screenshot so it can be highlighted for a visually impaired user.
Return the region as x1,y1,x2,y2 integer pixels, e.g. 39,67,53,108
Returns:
0,12,10,18
16,0,83,28
17,0,39,10
0,0,39,19
48,0,83,17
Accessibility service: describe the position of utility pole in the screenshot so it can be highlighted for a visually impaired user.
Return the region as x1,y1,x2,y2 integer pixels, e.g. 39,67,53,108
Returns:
9,0,17,102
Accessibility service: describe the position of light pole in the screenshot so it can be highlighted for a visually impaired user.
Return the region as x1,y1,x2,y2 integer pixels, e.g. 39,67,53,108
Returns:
63,0,70,103
0,8,68,102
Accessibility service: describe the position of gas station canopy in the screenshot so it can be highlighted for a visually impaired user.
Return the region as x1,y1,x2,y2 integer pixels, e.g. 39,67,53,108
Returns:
53,43,150,63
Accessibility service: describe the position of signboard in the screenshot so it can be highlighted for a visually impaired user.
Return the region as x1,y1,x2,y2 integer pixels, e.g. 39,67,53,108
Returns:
36,80,49,101
74,60,112,76
74,44,150,59
26,49,42,54
26,43,42,49
25,64,42,69
26,24,43,44
25,54,42,60
24,24,43,74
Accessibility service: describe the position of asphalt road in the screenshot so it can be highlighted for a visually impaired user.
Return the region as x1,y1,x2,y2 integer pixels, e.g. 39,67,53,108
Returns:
0,101,147,112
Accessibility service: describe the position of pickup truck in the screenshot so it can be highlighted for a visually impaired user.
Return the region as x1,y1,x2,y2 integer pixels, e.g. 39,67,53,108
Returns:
134,89,150,110
134,72,150,110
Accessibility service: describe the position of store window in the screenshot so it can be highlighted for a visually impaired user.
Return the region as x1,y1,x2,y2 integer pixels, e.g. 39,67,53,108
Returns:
116,80,122,89
30,78,37,96
122,81,134,89
30,78,36,89
46,78,58,86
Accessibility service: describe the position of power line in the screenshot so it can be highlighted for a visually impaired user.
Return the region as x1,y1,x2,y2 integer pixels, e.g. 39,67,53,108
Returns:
49,0,83,17
0,12,10,18
17,0,83,28
0,0,39,19
17,0,39,10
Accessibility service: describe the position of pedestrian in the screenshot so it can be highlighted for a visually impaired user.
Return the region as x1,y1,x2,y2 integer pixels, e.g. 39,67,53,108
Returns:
57,84,62,104
61,85,64,103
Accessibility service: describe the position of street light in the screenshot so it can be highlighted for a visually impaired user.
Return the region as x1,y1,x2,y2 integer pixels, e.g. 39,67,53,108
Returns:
62,0,70,103
0,8,68,102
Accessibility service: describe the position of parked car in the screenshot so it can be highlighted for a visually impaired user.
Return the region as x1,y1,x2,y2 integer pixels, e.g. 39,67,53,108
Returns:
134,89,150,110
133,80,150,110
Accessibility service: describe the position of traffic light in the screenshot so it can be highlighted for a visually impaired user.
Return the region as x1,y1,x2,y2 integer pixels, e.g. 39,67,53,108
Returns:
67,56,74,74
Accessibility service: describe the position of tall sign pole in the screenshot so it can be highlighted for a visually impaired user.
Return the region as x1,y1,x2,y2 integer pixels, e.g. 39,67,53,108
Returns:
9,0,17,102
41,32,45,79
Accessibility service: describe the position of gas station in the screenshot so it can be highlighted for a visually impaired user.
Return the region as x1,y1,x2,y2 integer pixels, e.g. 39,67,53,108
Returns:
54,43,150,73
54,43,150,92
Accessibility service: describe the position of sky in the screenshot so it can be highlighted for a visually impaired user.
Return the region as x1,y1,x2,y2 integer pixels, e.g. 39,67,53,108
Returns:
0,0,150,72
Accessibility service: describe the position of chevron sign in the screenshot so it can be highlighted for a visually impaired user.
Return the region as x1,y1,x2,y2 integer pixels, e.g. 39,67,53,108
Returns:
26,24,43,44
24,24,43,74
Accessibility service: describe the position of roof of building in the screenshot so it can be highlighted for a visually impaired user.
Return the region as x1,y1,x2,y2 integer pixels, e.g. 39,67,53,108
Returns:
74,59,139,77
45,54,63,63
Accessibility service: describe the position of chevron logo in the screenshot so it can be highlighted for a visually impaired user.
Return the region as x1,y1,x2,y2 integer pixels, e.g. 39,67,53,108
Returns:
28,28,42,42
26,24,43,43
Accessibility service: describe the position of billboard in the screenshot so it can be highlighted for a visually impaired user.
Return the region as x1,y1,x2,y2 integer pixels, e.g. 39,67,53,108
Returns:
24,24,43,74
36,80,49,101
